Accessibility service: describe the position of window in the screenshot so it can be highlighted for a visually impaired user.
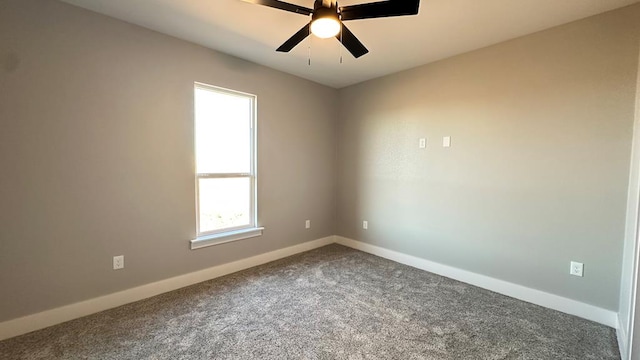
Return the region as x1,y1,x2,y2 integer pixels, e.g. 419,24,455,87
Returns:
191,83,262,249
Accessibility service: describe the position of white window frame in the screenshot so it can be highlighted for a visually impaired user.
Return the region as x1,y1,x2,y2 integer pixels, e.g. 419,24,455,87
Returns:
190,82,263,250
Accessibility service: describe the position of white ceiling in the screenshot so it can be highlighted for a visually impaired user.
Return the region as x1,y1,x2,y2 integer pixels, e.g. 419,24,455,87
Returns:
60,0,639,88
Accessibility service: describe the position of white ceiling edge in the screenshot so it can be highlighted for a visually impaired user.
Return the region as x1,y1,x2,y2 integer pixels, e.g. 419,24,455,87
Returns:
59,0,640,88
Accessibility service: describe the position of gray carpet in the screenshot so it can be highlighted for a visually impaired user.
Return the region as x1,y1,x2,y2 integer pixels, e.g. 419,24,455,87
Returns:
0,244,620,359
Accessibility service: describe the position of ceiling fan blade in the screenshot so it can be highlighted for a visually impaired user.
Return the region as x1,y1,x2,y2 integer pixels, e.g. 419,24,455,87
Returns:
337,24,369,58
239,0,312,16
277,23,311,52
340,0,420,21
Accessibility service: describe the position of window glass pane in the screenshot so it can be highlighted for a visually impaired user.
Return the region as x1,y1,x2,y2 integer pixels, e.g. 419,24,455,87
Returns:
198,177,251,233
195,87,251,174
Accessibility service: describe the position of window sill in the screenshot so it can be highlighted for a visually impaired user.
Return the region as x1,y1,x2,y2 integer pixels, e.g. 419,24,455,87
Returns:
190,227,264,250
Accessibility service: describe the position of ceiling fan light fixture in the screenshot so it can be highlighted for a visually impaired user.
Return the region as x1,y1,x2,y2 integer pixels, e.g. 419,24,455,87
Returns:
310,7,340,39
311,18,340,38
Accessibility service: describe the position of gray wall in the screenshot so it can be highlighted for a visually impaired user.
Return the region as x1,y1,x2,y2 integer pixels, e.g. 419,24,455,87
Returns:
1,0,639,325
336,5,640,311
0,0,338,322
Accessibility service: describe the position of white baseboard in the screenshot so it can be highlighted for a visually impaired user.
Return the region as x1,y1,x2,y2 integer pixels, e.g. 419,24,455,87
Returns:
618,314,629,360
0,235,620,342
335,236,618,328
0,236,335,341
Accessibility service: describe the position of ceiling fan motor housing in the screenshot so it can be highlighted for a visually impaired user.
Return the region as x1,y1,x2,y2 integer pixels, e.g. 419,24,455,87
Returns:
314,0,338,11
313,0,340,22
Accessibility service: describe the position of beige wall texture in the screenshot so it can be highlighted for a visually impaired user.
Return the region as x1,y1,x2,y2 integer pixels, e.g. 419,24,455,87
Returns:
336,5,640,311
0,0,338,322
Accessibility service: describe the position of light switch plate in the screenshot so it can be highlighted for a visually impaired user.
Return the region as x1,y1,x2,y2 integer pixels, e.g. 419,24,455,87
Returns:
443,136,451,148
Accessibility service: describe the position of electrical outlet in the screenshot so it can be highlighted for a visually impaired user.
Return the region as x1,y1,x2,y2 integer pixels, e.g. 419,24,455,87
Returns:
305,220,311,229
113,255,124,270
363,220,368,230
570,261,583,277
419,138,426,149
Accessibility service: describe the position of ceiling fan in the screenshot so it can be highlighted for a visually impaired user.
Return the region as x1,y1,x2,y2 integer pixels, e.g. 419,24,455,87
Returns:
240,0,421,58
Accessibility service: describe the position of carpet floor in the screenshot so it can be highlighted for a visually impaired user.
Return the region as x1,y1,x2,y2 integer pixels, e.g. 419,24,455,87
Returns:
0,244,620,359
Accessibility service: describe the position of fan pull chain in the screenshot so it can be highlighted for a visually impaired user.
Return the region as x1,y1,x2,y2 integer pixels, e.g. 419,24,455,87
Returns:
308,30,312,66
339,25,343,64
